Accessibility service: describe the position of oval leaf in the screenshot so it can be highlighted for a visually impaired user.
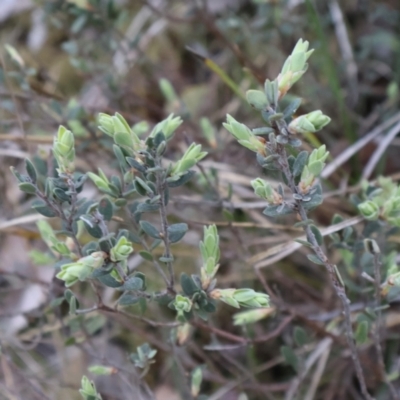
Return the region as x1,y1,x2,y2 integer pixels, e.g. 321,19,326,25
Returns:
310,225,323,246
32,199,57,217
99,197,113,221
25,159,37,183
118,293,140,306
181,273,198,296
140,221,160,239
246,89,268,110
19,182,37,194
168,223,188,243
293,151,308,177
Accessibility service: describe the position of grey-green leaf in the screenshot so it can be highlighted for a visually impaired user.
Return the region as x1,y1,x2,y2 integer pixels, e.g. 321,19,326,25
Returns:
19,182,37,194
99,197,113,221
280,345,298,371
118,293,140,306
263,204,293,217
167,223,188,243
25,159,37,183
303,184,323,210
167,171,196,188
113,145,129,172
32,199,57,217
246,89,268,110
294,239,313,248
307,254,324,265
294,326,308,347
139,221,160,238
310,225,323,246
181,273,198,296
283,97,302,120
54,188,71,202
293,151,308,177
139,250,153,261
120,276,143,291
97,274,123,288
355,320,369,344
126,157,146,173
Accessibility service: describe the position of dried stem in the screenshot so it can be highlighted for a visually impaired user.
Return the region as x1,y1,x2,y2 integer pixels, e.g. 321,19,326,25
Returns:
372,253,399,400
271,113,373,400
155,164,175,292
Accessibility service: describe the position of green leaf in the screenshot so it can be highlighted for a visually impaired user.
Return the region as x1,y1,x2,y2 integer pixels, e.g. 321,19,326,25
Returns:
126,157,146,173
294,239,313,248
84,223,103,239
118,292,140,306
97,274,122,288
246,89,268,110
90,267,112,278
280,345,298,371
64,289,74,303
135,178,153,196
181,273,198,296
307,160,323,176
263,204,293,217
115,198,128,207
294,326,308,347
19,182,37,194
10,166,26,183
114,131,133,149
69,296,77,315
88,365,116,376
310,225,323,246
293,151,308,177
307,254,324,265
303,184,323,210
159,256,174,263
25,159,37,183
140,221,160,239
264,79,278,106
252,127,274,136
355,320,369,344
113,144,129,172
293,219,314,227
167,171,196,187
153,131,166,149
167,223,188,243
136,202,160,213
138,297,147,314
120,276,143,291
53,188,71,202
331,213,344,225
49,296,65,309
201,300,216,313
139,250,153,261
283,97,302,120
223,209,234,221
150,239,162,250
99,197,113,221
32,199,57,217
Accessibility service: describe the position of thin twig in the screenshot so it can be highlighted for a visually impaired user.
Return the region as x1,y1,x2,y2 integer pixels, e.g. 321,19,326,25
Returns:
362,120,400,180
65,174,83,257
156,166,175,291
322,112,400,179
285,338,333,400
270,108,373,400
329,0,358,105
372,252,400,400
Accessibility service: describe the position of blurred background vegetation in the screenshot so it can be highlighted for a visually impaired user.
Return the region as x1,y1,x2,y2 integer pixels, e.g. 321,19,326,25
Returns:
1,0,400,399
